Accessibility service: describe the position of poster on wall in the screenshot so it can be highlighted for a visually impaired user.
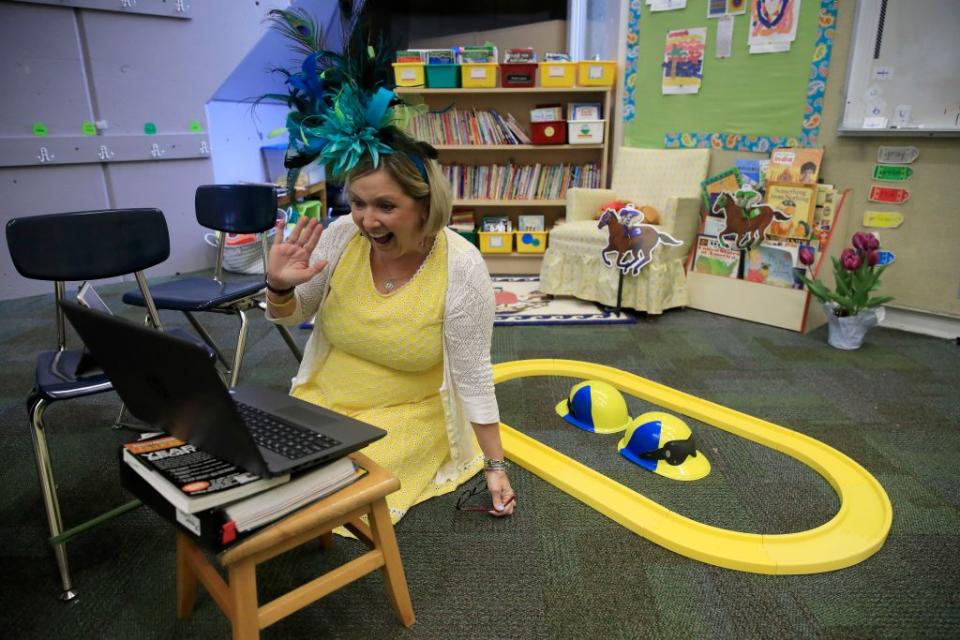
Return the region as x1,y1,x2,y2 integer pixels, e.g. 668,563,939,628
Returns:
749,0,802,54
662,27,707,95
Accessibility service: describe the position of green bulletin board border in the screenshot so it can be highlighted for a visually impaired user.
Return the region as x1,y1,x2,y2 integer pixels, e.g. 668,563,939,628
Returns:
622,0,838,152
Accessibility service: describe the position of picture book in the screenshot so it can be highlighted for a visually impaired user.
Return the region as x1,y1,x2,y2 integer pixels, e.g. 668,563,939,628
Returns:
768,147,824,184
518,214,545,232
734,158,769,188
692,235,741,278
504,48,536,63
122,435,289,514
700,167,742,209
481,216,512,232
744,244,799,289
426,49,456,65
764,182,816,239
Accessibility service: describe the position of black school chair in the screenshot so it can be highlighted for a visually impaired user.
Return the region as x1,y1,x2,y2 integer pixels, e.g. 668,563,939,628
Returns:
122,184,302,387
5,208,172,601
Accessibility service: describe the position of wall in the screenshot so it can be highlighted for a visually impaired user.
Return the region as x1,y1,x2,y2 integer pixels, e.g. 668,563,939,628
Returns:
632,1,959,319
0,0,290,300
409,19,566,55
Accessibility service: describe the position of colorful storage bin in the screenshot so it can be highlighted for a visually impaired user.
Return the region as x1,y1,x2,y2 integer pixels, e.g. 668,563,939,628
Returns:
500,63,537,88
567,119,605,145
531,121,567,145
462,63,499,88
577,60,616,86
392,62,425,87
425,64,460,88
515,231,547,253
479,231,513,254
539,61,577,87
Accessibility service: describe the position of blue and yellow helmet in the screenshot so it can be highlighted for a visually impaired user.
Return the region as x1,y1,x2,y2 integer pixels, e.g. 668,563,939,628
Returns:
617,412,710,480
554,380,632,434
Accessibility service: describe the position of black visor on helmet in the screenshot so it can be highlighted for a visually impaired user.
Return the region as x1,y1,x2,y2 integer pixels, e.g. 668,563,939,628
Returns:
637,436,698,466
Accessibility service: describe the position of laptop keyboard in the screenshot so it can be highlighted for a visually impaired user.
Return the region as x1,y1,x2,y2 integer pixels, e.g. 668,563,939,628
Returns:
236,402,341,461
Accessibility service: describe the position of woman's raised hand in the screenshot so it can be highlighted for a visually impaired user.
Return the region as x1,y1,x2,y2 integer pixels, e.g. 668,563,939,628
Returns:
267,216,328,290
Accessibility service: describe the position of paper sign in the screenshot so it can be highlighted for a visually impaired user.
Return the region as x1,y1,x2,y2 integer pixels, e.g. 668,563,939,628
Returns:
863,211,904,228
877,146,919,164
876,250,895,266
873,164,913,181
401,69,416,81
470,67,486,79
144,122,157,135
662,27,707,95
548,66,564,77
868,185,910,204
82,121,97,136
32,122,48,137
489,236,503,248
863,116,888,129
715,16,734,58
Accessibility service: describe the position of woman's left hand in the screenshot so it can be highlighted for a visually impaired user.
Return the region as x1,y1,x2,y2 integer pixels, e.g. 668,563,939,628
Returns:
484,469,516,517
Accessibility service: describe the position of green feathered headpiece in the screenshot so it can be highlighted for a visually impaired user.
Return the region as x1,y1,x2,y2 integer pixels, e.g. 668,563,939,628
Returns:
263,6,433,200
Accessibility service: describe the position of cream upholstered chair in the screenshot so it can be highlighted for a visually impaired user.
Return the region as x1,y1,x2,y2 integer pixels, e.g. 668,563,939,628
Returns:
539,147,710,313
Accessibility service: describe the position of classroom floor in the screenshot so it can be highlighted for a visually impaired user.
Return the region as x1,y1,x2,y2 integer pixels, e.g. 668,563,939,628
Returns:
1,279,958,639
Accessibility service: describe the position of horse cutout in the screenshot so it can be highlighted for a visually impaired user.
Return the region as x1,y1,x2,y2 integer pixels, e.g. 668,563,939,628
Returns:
598,206,683,276
712,192,790,249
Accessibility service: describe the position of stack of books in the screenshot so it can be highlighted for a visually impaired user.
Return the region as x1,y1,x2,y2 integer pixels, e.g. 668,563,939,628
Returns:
407,108,531,146
121,435,361,549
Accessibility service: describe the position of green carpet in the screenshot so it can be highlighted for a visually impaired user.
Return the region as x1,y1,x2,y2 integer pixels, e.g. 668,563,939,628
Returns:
1,280,958,639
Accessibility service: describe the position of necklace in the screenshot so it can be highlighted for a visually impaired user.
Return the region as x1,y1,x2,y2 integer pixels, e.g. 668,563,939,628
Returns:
372,235,437,293
383,278,397,292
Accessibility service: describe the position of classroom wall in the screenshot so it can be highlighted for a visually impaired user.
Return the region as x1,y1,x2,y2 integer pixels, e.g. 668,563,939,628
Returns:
0,0,290,300
409,19,567,55
684,2,960,318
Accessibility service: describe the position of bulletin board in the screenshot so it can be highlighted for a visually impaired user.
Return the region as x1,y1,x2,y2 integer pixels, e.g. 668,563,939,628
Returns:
622,0,838,152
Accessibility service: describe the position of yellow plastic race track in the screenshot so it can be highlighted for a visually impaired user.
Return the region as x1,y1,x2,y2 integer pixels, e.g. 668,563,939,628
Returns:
493,359,892,575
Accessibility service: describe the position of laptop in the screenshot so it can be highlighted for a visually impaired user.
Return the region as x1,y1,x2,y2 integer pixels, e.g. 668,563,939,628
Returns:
60,300,386,477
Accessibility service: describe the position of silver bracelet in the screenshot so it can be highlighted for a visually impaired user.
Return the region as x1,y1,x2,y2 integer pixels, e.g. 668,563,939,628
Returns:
483,458,509,472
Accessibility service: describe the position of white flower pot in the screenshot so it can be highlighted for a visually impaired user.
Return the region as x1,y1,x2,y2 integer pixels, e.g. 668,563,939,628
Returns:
824,304,885,350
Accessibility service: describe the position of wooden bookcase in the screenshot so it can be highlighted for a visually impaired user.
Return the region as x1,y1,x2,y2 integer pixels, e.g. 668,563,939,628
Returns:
396,86,612,274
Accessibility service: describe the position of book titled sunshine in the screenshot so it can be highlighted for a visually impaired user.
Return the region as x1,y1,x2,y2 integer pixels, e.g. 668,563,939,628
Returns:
122,435,289,514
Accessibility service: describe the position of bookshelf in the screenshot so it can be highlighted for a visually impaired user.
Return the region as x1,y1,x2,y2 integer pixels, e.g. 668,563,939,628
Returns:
397,86,612,273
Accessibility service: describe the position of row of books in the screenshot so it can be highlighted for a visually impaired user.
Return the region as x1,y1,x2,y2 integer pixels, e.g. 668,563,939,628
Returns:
121,434,360,549
442,162,601,201
407,108,531,146
691,236,810,289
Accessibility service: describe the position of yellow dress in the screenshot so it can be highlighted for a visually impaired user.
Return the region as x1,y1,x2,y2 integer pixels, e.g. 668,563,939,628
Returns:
291,232,481,527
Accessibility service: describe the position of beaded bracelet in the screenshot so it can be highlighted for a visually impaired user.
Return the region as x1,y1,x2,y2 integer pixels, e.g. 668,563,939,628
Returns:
483,458,509,472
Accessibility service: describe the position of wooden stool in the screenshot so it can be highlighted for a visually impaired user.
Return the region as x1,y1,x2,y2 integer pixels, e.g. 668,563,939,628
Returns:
176,453,415,639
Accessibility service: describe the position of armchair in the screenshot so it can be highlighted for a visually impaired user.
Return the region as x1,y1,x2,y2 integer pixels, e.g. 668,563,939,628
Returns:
539,147,710,313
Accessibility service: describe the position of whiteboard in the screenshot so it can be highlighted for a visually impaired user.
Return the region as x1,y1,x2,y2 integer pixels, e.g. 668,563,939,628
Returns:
839,0,960,136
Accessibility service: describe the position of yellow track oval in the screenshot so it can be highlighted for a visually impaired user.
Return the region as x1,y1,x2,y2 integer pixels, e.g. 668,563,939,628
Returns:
493,359,892,575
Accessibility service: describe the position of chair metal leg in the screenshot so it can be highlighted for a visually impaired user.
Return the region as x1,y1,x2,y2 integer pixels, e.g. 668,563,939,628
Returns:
27,394,78,601
229,308,251,388
274,324,303,363
182,311,232,373
256,299,303,363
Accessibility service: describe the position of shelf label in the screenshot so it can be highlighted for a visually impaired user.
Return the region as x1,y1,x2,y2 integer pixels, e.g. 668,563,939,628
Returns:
868,185,910,204
548,66,564,77
401,69,416,81
873,164,912,181
588,65,603,79
470,67,486,79
863,210,904,228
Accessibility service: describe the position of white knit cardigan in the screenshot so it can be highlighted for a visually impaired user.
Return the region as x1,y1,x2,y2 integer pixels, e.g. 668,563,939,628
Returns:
266,215,500,483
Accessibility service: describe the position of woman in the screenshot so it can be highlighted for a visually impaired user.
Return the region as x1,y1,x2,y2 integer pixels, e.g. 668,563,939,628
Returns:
264,147,515,523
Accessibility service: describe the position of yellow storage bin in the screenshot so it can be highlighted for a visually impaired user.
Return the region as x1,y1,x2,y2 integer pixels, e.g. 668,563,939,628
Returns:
392,62,425,87
577,60,617,86
539,61,577,87
479,231,513,253
461,63,499,88
515,231,547,253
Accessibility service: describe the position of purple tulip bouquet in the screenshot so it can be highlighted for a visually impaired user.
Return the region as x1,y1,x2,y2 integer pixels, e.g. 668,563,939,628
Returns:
799,231,894,318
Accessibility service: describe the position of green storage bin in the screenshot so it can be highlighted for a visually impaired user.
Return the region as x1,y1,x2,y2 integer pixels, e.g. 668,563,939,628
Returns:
291,200,321,222
425,64,461,88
